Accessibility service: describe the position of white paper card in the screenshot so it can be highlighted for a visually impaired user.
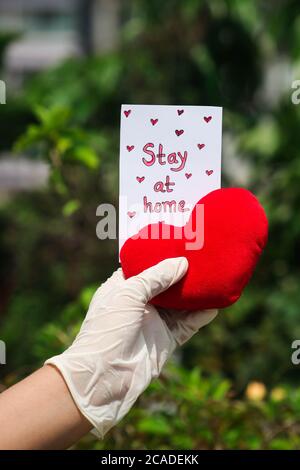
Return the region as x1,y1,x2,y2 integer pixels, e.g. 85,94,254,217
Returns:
119,104,222,252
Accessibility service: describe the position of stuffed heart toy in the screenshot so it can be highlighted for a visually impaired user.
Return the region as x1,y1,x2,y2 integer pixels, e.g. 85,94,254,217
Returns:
120,188,268,311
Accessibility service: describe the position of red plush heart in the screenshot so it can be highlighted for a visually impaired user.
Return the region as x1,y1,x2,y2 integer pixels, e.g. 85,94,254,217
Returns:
120,188,268,311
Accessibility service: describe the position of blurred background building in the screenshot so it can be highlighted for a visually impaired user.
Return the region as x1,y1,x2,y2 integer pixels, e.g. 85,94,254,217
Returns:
1,0,121,86
0,0,300,450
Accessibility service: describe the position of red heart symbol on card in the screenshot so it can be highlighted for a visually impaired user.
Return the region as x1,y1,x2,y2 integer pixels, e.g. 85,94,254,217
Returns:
127,211,136,218
177,109,184,116
204,116,212,123
151,118,158,126
197,143,205,150
185,173,192,179
136,176,145,183
124,110,131,118
126,145,134,152
206,170,213,176
121,188,268,310
175,129,184,136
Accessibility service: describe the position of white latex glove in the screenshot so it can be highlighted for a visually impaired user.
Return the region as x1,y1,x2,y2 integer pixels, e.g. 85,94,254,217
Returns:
45,257,217,438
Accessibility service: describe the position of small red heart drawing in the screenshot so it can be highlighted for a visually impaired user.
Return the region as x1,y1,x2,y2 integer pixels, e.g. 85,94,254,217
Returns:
185,173,192,179
204,116,212,123
120,188,268,311
177,109,184,116
127,211,136,218
175,129,184,136
150,118,158,126
126,145,134,152
136,176,145,183
197,143,205,150
124,110,131,118
206,170,213,176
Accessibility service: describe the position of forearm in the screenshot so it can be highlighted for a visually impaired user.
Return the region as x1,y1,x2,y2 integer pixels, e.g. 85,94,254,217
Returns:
0,260,216,449
0,365,92,450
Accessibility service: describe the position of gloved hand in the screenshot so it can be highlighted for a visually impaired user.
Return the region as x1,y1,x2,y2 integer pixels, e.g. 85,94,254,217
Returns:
45,257,217,438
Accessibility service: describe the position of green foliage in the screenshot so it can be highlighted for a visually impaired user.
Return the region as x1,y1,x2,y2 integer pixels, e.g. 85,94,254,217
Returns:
15,105,101,196
1,0,300,449
76,365,300,450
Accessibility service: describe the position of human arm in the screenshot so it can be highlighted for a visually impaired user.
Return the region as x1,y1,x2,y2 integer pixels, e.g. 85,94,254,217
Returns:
0,258,217,449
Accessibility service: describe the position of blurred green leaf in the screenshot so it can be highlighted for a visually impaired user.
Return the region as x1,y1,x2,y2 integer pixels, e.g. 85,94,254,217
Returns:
62,199,81,217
